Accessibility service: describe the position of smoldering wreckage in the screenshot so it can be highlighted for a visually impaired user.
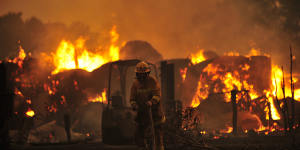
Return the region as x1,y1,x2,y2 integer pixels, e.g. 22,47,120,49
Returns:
0,27,300,150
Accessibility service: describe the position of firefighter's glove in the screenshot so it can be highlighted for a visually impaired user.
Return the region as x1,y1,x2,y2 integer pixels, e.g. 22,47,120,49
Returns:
146,100,152,107
146,96,160,107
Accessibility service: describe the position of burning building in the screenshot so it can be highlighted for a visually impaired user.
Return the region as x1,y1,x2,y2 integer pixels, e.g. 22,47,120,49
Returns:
176,49,300,136
0,17,299,150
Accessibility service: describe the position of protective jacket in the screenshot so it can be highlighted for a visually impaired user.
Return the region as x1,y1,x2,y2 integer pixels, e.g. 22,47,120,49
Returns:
130,76,165,125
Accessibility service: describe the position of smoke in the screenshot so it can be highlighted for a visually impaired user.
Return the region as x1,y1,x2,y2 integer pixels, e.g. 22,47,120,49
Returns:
0,0,300,70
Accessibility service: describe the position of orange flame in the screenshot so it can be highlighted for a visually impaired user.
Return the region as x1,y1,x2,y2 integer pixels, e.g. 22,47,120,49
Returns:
246,48,270,57
191,80,209,108
17,46,26,60
7,46,27,68
109,25,120,61
25,108,35,117
51,38,107,74
50,26,120,74
220,126,233,134
189,49,281,121
190,49,206,64
180,67,188,82
14,88,24,97
271,65,300,101
224,52,239,56
88,89,108,104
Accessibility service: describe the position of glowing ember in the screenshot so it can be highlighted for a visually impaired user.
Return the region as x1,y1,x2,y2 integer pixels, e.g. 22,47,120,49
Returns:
224,52,239,56
88,89,108,104
17,46,26,60
180,67,188,82
220,126,233,134
190,49,206,64
25,108,35,117
7,46,27,68
14,88,24,97
26,99,32,104
48,105,57,113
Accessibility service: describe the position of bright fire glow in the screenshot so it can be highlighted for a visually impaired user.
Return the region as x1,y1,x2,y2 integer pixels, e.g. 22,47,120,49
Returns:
50,26,120,74
25,108,35,117
190,49,206,65
246,48,270,57
220,126,233,134
180,67,188,82
17,46,26,60
225,52,239,56
109,25,120,61
271,65,300,101
7,46,27,68
188,48,295,123
191,79,209,108
88,89,108,104
190,63,258,107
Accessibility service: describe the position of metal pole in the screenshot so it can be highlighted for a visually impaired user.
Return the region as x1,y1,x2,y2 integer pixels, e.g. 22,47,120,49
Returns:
231,90,238,135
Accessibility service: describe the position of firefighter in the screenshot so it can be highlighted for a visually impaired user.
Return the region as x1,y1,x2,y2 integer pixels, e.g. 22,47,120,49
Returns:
130,61,165,150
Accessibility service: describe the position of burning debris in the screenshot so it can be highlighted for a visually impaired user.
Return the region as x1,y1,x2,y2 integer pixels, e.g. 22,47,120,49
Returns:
177,49,300,138
0,26,124,144
43,26,120,75
0,24,299,150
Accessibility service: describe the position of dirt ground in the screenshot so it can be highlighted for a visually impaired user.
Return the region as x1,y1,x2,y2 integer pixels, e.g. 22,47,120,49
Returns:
7,135,300,150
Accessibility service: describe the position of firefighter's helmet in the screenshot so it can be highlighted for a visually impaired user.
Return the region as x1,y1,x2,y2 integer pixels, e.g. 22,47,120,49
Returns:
135,61,151,73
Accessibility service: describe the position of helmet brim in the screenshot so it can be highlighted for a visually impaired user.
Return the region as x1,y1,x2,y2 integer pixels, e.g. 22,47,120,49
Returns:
135,68,151,73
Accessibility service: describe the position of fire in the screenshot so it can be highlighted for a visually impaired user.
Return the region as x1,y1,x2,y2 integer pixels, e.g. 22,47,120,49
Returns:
14,88,24,97
26,99,32,104
17,46,26,60
271,65,300,101
190,49,206,65
51,38,106,74
180,67,187,82
192,63,257,105
7,45,27,68
88,89,108,104
50,26,120,74
191,79,209,108
109,25,120,61
224,52,239,56
220,126,233,134
246,48,270,57
188,49,287,124
48,105,57,113
265,96,280,120
25,108,35,117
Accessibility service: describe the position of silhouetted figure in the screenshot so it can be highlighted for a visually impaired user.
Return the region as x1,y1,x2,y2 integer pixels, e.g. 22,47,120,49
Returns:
64,112,71,143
